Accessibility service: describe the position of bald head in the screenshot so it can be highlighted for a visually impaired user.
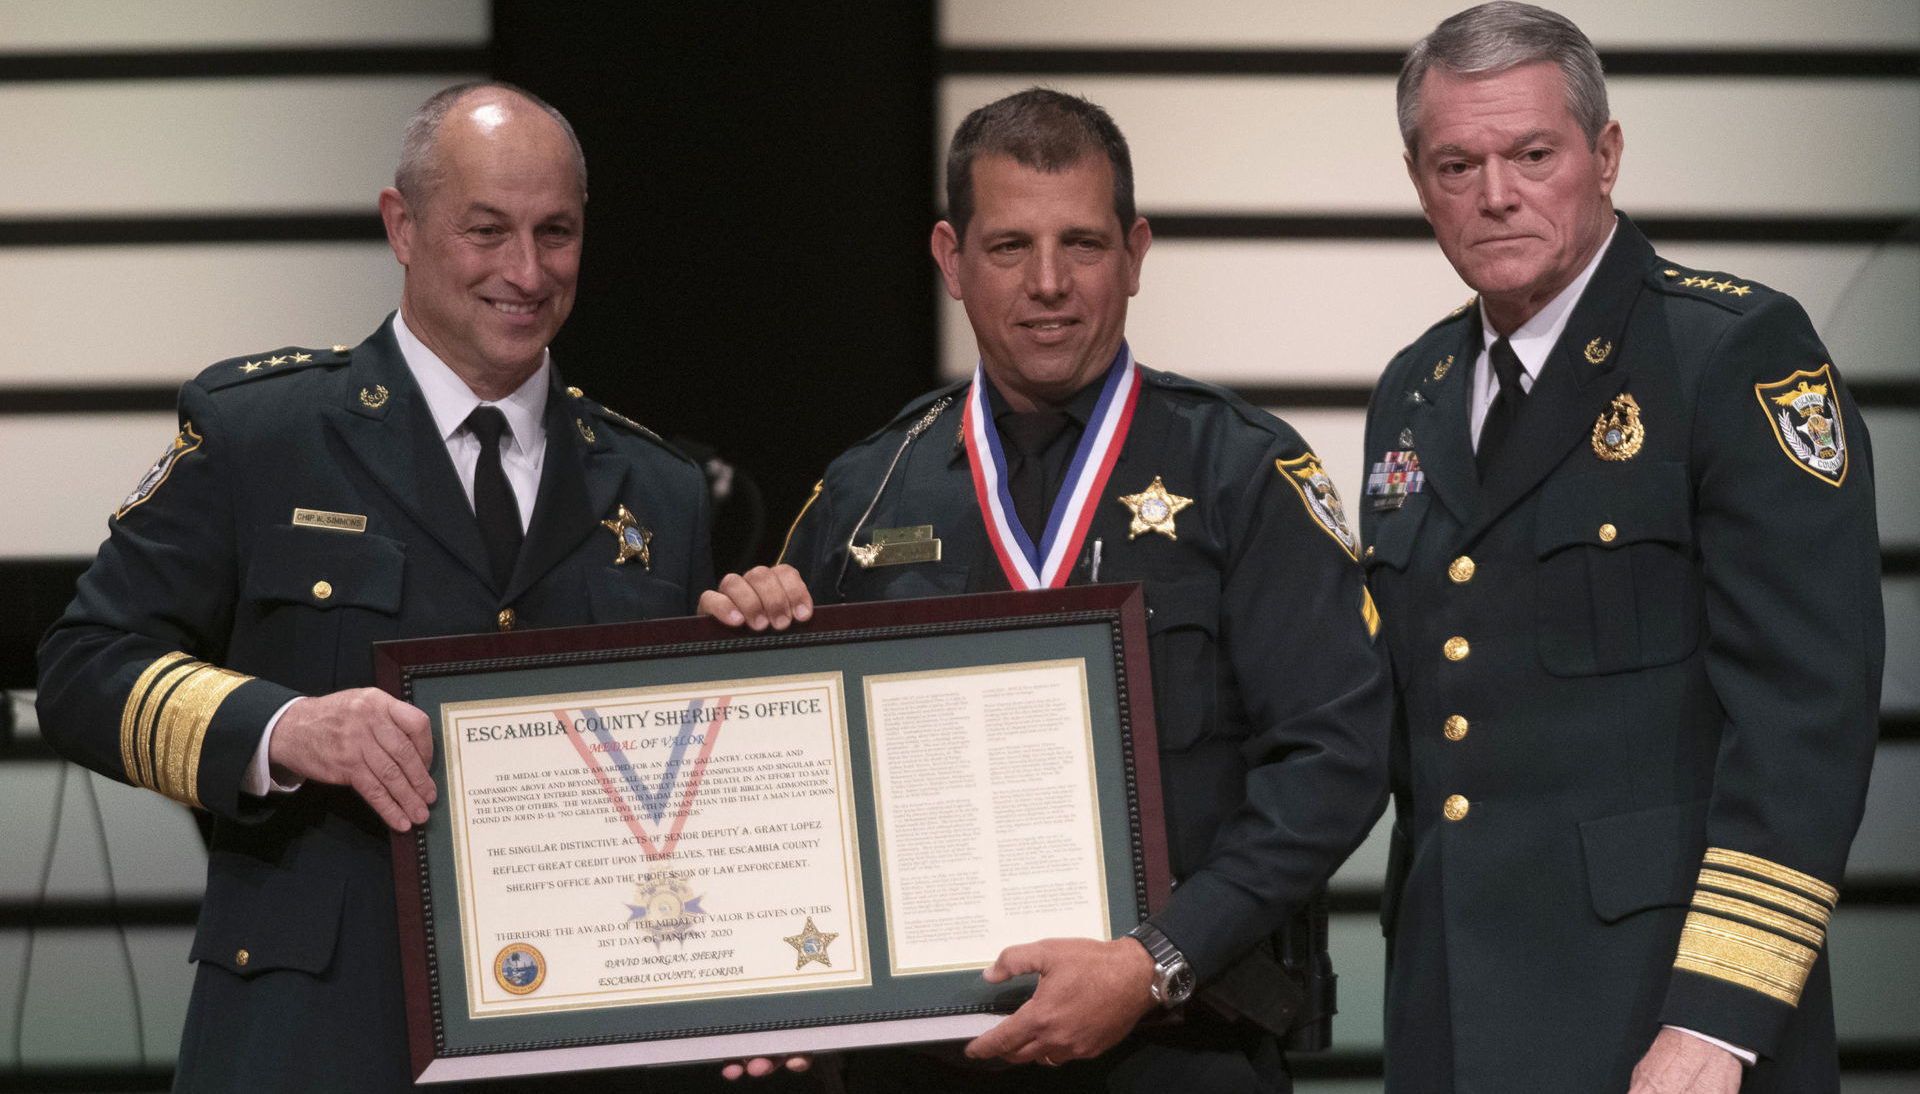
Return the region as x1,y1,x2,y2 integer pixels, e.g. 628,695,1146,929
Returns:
395,82,587,211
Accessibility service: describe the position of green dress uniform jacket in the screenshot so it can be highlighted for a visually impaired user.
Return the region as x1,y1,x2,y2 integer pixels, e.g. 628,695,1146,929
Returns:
36,318,713,1092
1363,216,1883,1093
781,364,1392,1091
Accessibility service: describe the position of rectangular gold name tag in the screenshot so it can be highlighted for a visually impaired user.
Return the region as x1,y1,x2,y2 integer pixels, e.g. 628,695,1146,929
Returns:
292,508,368,533
865,525,940,567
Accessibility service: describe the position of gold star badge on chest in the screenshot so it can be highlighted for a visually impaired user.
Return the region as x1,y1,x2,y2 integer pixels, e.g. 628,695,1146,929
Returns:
1118,476,1192,540
602,504,652,569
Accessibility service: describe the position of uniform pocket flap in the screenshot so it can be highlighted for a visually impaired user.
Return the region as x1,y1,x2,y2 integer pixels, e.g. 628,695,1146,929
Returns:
1143,576,1218,635
1363,493,1430,572
1579,799,1708,923
189,858,346,977
1536,462,1691,557
246,524,405,612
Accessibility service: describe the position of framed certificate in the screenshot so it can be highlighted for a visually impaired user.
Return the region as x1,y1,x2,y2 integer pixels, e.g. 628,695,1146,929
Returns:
374,584,1167,1084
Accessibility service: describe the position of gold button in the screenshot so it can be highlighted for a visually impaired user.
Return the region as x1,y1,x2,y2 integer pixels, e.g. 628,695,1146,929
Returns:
312,581,332,600
1448,556,1475,583
1444,636,1470,661
235,949,250,966
1443,795,1470,821
497,608,516,632
1444,715,1469,741
1364,544,1375,560
1599,523,1618,543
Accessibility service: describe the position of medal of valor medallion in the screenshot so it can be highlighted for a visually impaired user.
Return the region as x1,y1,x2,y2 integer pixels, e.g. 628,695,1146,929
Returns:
1591,393,1645,461
602,504,653,569
1118,476,1192,540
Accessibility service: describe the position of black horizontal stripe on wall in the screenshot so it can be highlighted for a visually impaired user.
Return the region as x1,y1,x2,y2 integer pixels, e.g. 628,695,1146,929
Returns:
0,46,488,82
1,386,178,414
0,212,385,248
941,47,1920,79
0,898,200,930
1144,213,1920,245
0,1069,172,1093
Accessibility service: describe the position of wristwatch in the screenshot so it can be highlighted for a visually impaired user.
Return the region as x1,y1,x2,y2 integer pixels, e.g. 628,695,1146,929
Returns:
1127,921,1195,1008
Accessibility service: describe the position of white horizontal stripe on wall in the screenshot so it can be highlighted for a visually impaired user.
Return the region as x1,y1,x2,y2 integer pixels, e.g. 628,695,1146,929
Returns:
0,412,180,558
938,76,1920,216
1851,743,1920,881
0,243,402,386
939,242,1916,389
1862,410,1920,547
1,75,479,216
0,0,487,49
1882,577,1919,717
943,0,1920,49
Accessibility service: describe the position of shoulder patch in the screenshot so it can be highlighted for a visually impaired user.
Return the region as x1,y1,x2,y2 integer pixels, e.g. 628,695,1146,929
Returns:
1276,452,1358,560
117,422,202,518
200,344,350,391
1754,363,1849,486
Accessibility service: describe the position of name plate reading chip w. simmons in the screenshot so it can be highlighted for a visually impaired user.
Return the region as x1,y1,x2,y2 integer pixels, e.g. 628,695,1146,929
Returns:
376,584,1166,1084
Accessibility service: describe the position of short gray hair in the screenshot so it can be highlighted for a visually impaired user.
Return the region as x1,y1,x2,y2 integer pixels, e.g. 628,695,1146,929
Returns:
1397,2,1609,156
394,81,587,205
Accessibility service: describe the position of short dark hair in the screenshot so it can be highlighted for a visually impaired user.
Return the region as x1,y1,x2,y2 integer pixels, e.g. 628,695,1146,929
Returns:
1398,2,1609,156
395,81,587,204
944,87,1135,245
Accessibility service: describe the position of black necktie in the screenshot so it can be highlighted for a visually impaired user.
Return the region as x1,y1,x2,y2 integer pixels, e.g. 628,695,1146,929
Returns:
1001,410,1073,540
1476,337,1528,479
465,406,522,591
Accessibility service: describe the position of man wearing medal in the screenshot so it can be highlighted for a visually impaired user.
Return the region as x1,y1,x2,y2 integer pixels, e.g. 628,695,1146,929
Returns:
704,88,1391,1091
1364,5,1884,1091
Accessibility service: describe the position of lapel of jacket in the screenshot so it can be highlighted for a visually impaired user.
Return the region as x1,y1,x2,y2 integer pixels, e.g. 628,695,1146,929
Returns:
1466,216,1648,541
1406,313,1485,534
322,318,493,589
506,372,629,603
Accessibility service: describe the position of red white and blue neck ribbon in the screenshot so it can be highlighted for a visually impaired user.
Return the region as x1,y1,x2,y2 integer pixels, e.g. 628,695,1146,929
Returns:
962,344,1141,589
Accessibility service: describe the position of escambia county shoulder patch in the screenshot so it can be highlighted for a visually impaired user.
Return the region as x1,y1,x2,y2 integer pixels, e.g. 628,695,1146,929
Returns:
1754,363,1848,487
117,422,202,518
1277,453,1357,559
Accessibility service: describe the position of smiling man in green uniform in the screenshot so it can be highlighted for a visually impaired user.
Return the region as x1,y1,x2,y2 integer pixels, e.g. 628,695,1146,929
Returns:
704,88,1391,1092
37,83,712,1091
1364,5,1884,1092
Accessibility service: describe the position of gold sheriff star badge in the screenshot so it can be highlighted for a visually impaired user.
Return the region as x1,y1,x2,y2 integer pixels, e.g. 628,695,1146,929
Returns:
1118,476,1192,540
602,504,652,569
783,916,839,969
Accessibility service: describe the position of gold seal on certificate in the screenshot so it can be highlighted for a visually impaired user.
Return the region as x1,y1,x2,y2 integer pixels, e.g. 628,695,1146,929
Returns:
440,672,871,1017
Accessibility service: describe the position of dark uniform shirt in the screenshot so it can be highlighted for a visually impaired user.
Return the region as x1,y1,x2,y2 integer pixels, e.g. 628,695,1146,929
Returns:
1363,215,1882,1093
35,318,713,1093
780,359,1392,1092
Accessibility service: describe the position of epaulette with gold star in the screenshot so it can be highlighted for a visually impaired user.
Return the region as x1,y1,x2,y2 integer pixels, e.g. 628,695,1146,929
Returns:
199,343,352,391
1651,263,1769,312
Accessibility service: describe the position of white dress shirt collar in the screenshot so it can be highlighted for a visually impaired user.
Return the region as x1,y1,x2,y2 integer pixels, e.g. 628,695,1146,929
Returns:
1477,219,1619,391
392,309,550,455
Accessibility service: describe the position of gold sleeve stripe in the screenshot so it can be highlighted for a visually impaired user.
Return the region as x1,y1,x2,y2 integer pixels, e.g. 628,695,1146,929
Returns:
1704,847,1839,908
775,480,824,567
115,651,252,809
1675,911,1817,1006
1691,890,1827,948
1362,587,1381,637
120,652,192,789
1698,869,1832,927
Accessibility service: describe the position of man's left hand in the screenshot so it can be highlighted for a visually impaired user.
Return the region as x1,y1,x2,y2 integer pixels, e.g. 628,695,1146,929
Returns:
964,937,1155,1066
1627,1028,1743,1094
